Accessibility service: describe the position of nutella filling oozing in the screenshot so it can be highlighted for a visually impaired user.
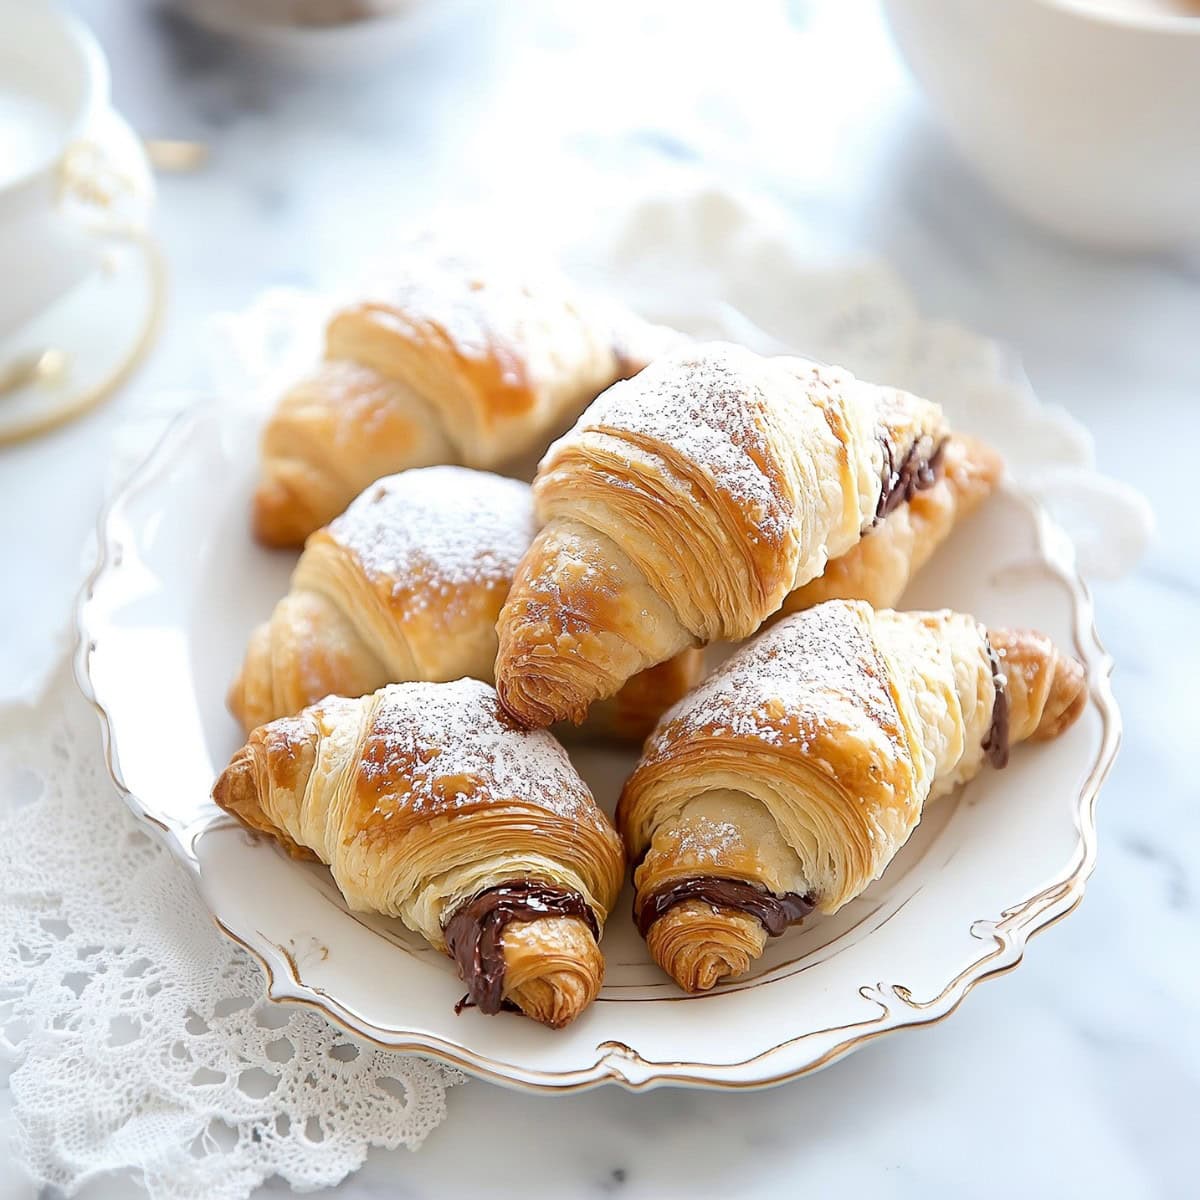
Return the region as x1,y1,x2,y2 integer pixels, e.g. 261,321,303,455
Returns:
443,881,598,1015
635,876,816,939
982,637,1011,769
871,433,948,528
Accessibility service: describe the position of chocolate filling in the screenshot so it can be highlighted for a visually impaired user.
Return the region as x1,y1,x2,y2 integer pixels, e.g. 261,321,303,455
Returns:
443,881,598,1016
635,876,816,939
871,434,948,528
982,637,1011,769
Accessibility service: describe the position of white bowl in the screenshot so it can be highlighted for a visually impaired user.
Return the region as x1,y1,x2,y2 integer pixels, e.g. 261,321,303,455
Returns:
173,0,452,72
881,0,1200,250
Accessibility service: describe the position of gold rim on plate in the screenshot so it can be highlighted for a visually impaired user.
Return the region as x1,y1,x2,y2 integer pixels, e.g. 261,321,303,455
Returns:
72,407,1120,1092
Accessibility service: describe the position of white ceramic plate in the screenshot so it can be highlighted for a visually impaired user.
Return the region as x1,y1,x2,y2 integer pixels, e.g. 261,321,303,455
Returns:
76,191,1132,1091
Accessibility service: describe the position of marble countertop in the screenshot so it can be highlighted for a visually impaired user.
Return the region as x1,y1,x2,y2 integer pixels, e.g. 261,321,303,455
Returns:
1,1,1196,1196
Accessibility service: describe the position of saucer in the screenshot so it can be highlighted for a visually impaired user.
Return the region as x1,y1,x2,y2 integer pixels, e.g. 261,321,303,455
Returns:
0,108,163,445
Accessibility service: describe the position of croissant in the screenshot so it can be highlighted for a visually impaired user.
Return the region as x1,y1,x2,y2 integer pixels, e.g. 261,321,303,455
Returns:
617,599,1087,993
213,679,625,1027
252,252,676,547
230,465,702,740
495,342,986,729
779,434,1002,613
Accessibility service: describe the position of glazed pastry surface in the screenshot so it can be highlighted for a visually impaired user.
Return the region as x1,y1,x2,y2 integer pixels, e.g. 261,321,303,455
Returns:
214,679,625,1027
253,252,677,546
617,599,1087,992
230,465,702,741
496,342,966,729
780,434,1002,613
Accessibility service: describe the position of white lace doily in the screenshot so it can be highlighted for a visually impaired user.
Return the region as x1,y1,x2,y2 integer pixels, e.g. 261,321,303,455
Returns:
0,667,463,1200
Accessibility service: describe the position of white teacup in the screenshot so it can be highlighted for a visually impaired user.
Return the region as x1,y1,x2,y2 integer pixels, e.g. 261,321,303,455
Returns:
0,1,134,339
881,0,1200,251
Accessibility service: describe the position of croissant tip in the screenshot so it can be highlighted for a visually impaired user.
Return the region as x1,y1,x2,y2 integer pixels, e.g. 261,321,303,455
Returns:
517,982,591,1029
680,952,738,994
506,966,603,1029
251,480,314,549
487,912,607,1028
1036,654,1088,741
495,674,569,731
494,685,534,730
211,745,258,817
644,903,765,994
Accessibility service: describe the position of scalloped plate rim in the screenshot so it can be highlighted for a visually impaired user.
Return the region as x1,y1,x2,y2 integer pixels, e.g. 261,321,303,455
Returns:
73,403,1120,1092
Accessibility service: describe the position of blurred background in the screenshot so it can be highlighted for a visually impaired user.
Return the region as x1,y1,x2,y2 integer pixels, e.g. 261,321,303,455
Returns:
5,0,1193,690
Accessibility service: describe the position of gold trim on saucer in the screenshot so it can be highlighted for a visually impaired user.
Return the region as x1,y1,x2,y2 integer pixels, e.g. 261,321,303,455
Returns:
0,348,69,396
0,139,167,446
0,229,166,445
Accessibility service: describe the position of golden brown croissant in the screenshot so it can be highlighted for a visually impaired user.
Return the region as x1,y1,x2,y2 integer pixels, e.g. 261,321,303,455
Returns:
779,434,1002,613
230,465,701,740
495,342,974,729
617,599,1087,994
252,253,677,546
213,679,625,1027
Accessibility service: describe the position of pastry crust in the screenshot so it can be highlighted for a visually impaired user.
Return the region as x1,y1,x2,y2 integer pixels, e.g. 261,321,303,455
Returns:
213,679,625,1027
495,343,964,730
252,253,677,547
617,600,1086,993
779,434,1003,613
231,467,701,741
252,360,455,549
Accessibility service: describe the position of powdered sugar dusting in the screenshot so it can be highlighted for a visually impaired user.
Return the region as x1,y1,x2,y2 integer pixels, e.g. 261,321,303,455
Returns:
569,344,796,543
328,467,534,606
356,253,569,380
358,678,606,829
352,248,656,396
644,601,902,761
